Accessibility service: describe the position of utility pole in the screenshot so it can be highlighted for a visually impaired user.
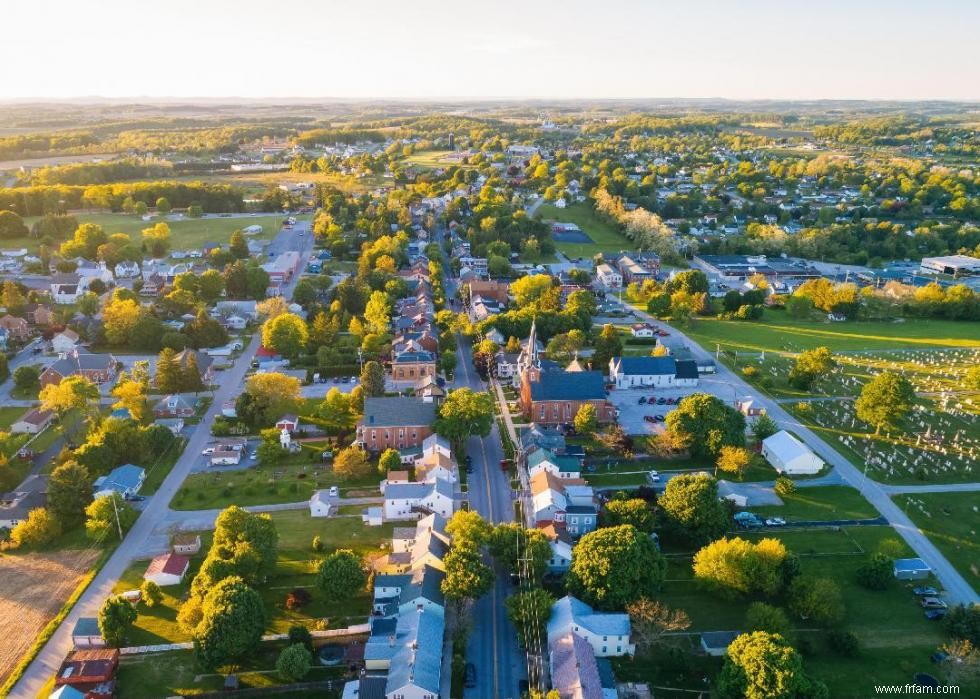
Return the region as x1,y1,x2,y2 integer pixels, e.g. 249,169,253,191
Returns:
111,492,124,541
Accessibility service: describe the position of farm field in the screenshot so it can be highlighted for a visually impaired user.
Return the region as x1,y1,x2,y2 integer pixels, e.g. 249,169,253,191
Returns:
894,491,979,588
627,527,962,698
0,547,101,688
534,201,632,257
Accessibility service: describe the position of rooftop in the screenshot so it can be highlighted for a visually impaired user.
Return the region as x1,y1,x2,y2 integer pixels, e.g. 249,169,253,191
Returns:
361,397,437,428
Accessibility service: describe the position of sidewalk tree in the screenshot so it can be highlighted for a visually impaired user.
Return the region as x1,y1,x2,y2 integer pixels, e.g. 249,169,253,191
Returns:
262,312,309,359
855,372,915,435
48,461,93,526
488,523,551,582
193,576,265,669
567,525,667,610
359,360,385,396
442,543,493,607
435,388,494,447
98,595,138,647
446,510,492,546
665,393,746,459
505,588,554,649
658,473,729,545
317,549,366,602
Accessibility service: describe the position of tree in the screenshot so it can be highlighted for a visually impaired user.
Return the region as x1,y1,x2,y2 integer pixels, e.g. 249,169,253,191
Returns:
601,498,655,533
591,323,624,370
716,632,810,699
198,269,225,303
855,372,915,435
626,598,691,652
717,446,752,480
658,473,729,545
142,221,171,257
155,197,171,214
0,210,29,239
262,313,309,359
241,372,302,428
785,295,815,319
788,347,835,391
192,576,265,669
442,543,494,607
102,297,143,346
567,525,667,610
378,448,401,476
13,364,41,393
446,510,492,546
10,507,61,548
229,230,249,259
440,349,458,377
288,624,314,653
1,280,27,315
435,388,494,447
317,549,365,601
745,602,794,640
98,596,138,647
85,493,138,541
939,639,980,686
787,576,844,626
855,553,892,591
360,360,385,396
774,476,796,498
40,375,100,429
510,274,554,308
573,404,598,436
48,461,93,526
751,414,779,443
505,588,554,649
944,604,980,645
692,536,788,598
665,393,746,459
276,643,312,682
488,523,551,583
363,290,392,335
111,377,148,423
316,388,356,434
332,445,372,481
141,580,164,608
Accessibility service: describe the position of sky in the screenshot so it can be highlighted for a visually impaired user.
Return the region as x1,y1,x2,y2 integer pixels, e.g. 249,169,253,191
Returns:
2,0,978,101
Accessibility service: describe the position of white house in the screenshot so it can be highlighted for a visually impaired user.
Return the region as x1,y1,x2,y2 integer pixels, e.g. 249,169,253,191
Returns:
114,260,140,279
144,553,190,586
595,263,622,288
421,434,451,461
11,408,54,435
608,356,700,389
630,323,656,338
52,329,81,354
547,539,573,573
547,595,634,657
309,490,333,517
761,430,824,475
383,479,455,521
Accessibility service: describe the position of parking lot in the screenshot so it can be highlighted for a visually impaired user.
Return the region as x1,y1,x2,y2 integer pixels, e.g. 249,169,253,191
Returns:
608,373,747,436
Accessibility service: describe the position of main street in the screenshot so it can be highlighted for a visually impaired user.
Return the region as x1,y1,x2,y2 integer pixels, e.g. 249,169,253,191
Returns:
612,295,980,606
12,220,314,698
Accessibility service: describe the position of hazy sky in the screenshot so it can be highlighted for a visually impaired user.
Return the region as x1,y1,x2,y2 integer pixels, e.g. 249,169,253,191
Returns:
3,0,978,100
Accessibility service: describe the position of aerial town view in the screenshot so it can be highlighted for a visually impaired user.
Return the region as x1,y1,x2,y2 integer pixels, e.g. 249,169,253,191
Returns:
0,2,977,699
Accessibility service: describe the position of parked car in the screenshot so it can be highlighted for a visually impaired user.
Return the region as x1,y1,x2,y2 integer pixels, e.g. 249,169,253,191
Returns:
643,415,655,423
638,396,646,404
647,470,660,483
925,610,947,621
913,586,940,596
765,517,786,526
201,447,215,455
653,414,665,422
921,597,948,610
328,486,339,497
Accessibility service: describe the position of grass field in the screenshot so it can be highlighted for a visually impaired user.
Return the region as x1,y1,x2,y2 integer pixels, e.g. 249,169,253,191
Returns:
628,526,959,697
0,547,101,688
534,201,633,257
13,212,297,254
140,437,187,495
751,485,879,521
894,491,979,587
403,150,477,169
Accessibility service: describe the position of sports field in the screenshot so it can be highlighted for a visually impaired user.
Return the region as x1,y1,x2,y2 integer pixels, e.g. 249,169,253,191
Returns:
535,201,633,257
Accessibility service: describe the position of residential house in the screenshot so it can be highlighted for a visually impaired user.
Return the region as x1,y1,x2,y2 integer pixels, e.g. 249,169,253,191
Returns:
152,393,198,419
113,260,140,279
93,464,145,499
0,488,47,529
466,279,509,304
608,356,700,390
0,315,30,342
415,375,446,404
527,447,582,480
629,323,656,338
761,430,824,475
372,565,447,618
547,595,634,657
357,397,437,452
172,533,202,555
549,632,606,699
25,303,54,327
383,479,454,521
143,552,190,586
40,350,117,388
414,450,456,484
275,414,301,432
54,648,118,698
520,423,567,454
11,408,54,435
494,351,521,386
595,263,622,288
154,417,185,435
51,328,80,354
173,348,214,385
309,489,333,517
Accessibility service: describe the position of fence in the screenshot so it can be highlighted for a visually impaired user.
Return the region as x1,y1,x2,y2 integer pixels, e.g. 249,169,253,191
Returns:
120,622,370,655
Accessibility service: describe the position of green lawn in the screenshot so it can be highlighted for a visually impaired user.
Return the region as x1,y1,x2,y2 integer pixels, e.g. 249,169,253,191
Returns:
403,150,477,169
16,212,300,254
644,526,955,697
894,492,979,588
140,437,187,495
0,406,25,430
535,201,633,257
751,485,879,521
683,311,980,354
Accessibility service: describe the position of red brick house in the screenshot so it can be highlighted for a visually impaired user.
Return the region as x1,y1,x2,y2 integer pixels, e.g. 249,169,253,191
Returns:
0,314,30,342
40,350,117,388
520,366,616,426
356,397,436,452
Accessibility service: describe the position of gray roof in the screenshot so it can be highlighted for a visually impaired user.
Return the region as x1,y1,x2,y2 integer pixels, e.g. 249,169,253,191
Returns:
356,676,387,699
174,348,213,377
550,632,603,699
613,356,677,376
0,489,46,521
45,352,115,377
361,397,436,428
548,595,631,644
385,608,444,696
529,370,606,402
72,617,101,637
701,630,741,650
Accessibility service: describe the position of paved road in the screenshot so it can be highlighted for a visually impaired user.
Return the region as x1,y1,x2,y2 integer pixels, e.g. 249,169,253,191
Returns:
12,221,314,698
613,297,980,606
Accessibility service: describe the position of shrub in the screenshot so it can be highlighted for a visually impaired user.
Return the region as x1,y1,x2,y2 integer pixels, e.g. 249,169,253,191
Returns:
742,366,759,378
856,553,892,591
774,476,796,497
285,588,312,610
288,625,314,653
828,629,859,657
311,535,323,553
276,643,312,682
141,580,164,608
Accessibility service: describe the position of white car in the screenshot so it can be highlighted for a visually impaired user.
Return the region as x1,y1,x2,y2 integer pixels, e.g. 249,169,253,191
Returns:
765,517,786,527
201,447,215,455
647,470,660,483
328,486,339,497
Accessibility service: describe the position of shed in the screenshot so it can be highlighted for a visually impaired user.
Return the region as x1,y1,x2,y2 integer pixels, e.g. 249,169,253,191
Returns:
143,552,190,586
701,631,741,656
71,617,105,649
761,430,824,475
362,506,383,527
172,533,201,555
894,558,931,581
309,490,332,518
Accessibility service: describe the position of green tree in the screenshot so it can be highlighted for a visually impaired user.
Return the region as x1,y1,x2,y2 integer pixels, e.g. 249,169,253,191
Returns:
716,631,811,699
440,349,458,377
0,210,29,239
573,403,598,436
600,498,655,533
141,580,164,608
435,388,494,447
47,461,93,527
98,596,138,647
787,576,844,626
856,553,893,591
774,476,796,498
591,323,624,370
10,507,61,548
198,269,225,303
751,414,779,443
378,448,402,476
855,372,915,435
261,312,309,359
692,536,788,598
446,510,492,546
664,393,746,459
788,347,835,391
717,445,753,480
13,364,41,393
85,493,138,541
229,230,249,259
442,543,494,607
359,360,386,397
240,372,302,428
567,525,667,610
288,624,314,653
192,577,265,669
363,290,392,335
505,588,554,649
626,598,691,652
155,197,171,214
745,602,794,640
488,523,551,583
276,643,312,682
658,473,729,545
317,549,365,601
332,445,373,481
